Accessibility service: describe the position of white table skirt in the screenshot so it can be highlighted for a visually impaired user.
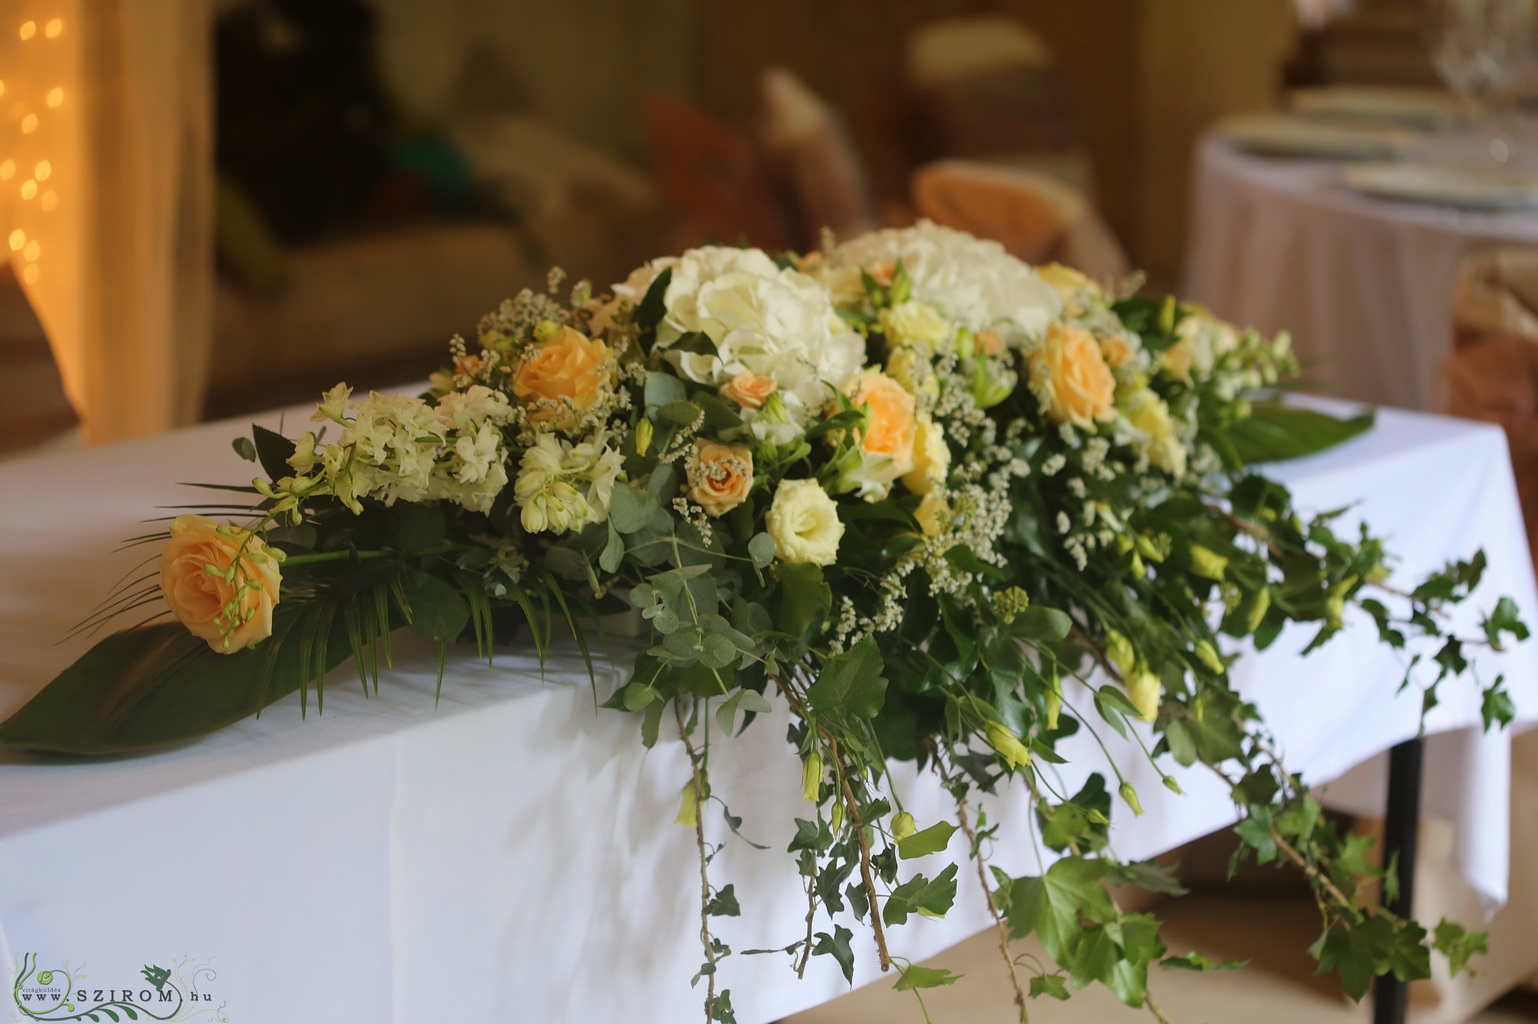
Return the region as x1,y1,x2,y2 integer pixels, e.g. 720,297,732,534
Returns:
1,400,1536,1024
1183,137,1538,412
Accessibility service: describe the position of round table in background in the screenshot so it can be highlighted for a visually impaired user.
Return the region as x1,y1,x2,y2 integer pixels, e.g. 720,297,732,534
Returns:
1183,135,1538,410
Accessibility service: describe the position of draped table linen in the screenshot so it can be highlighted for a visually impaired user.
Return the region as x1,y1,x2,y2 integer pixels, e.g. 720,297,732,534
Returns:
0,398,1535,1023
1184,137,1538,412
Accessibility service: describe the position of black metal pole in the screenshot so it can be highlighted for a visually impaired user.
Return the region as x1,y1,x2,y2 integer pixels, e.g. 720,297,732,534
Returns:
1373,736,1425,1024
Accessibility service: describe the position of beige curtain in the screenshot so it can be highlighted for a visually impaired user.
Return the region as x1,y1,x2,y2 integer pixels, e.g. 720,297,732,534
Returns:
0,0,212,444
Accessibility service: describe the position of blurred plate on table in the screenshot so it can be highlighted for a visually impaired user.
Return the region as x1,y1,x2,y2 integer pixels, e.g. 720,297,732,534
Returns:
1288,86,1462,129
1341,162,1538,208
1215,114,1416,159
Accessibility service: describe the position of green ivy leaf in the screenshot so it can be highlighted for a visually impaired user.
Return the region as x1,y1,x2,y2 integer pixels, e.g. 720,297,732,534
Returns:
893,965,960,991
883,864,959,926
1028,974,1070,1000
807,637,888,720
1008,857,1115,961
897,821,958,860
705,884,741,917
812,925,856,984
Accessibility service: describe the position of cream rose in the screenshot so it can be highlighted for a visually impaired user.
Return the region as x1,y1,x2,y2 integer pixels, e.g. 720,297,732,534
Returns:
1035,262,1098,315
512,326,614,427
766,479,844,565
879,301,951,350
719,371,777,410
914,490,951,537
687,440,755,517
1031,322,1116,428
901,415,949,494
159,514,282,654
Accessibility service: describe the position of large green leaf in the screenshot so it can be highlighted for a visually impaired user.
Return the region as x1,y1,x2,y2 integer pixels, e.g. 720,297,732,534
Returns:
1227,402,1374,465
807,637,887,720
0,601,383,756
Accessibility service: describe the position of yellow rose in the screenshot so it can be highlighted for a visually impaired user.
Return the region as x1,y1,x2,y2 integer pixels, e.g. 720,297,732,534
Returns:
159,514,282,654
511,325,614,427
885,347,937,399
1124,387,1186,478
914,491,951,537
901,415,949,495
1031,322,1116,428
1036,262,1095,300
719,371,777,410
842,369,917,477
686,440,754,518
1124,388,1171,439
879,301,951,350
766,478,845,565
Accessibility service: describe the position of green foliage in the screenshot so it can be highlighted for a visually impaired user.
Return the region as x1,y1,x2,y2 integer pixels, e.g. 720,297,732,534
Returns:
9,243,1528,1024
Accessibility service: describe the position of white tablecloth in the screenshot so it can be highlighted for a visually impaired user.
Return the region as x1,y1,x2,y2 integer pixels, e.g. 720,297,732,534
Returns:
1184,137,1538,411
1,401,1536,1024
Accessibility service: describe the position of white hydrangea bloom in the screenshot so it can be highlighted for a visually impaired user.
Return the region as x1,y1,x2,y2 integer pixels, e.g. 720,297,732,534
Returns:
834,220,1062,341
609,247,866,426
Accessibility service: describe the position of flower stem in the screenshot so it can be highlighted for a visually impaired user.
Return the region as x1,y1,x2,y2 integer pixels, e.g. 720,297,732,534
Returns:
932,741,1029,1023
675,698,719,1022
281,542,460,567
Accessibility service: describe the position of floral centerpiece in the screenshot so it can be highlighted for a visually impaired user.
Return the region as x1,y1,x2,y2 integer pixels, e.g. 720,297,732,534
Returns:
1,222,1525,1022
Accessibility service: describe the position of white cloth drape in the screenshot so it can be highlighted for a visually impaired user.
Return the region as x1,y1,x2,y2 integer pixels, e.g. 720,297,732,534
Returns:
0,395,1535,1022
1184,137,1538,411
0,0,212,444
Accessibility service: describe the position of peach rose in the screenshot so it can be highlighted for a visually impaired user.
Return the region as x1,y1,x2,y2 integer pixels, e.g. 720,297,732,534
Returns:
1031,322,1116,428
159,514,282,654
842,369,917,476
1098,332,1134,369
719,371,777,410
687,440,755,517
976,328,1004,356
511,325,614,426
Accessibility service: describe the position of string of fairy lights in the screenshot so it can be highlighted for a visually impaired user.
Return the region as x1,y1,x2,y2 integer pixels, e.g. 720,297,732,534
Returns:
4,14,65,286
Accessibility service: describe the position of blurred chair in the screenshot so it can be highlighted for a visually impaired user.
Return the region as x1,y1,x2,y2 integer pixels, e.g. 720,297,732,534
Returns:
904,16,1094,198
1437,247,1538,564
758,67,878,248
643,94,793,253
911,159,1130,282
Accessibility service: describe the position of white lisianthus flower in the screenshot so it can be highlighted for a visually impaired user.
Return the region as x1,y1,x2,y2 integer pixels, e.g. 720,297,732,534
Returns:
766,478,845,565
620,247,865,426
835,220,1062,342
